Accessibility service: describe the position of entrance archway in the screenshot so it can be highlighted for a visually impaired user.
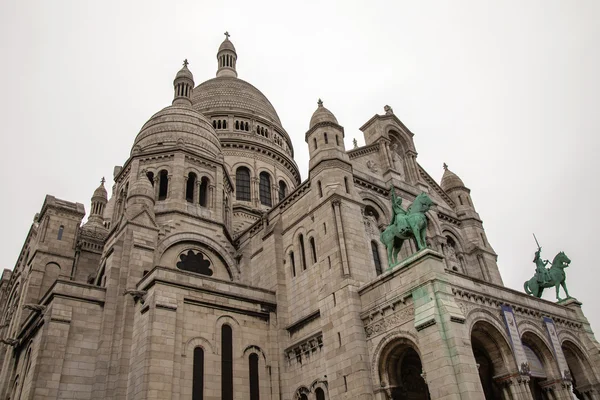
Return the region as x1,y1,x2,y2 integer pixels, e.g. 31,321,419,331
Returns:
521,331,561,400
471,320,515,400
378,338,430,400
561,340,598,399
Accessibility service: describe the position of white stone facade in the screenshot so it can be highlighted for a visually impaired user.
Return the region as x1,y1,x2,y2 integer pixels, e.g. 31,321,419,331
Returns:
0,36,599,400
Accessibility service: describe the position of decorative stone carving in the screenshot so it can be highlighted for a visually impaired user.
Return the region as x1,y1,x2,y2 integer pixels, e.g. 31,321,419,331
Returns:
176,250,213,276
364,305,415,338
366,160,378,173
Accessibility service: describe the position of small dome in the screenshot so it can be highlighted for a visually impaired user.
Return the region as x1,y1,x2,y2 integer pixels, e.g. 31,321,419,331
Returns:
132,104,222,157
129,170,155,201
92,179,108,200
309,99,338,129
441,164,467,191
175,63,194,81
218,38,236,53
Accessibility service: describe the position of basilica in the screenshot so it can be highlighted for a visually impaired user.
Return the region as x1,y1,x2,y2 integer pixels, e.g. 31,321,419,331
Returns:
0,35,599,400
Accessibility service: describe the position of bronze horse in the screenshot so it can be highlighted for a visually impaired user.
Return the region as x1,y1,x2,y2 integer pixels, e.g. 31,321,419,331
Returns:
524,251,571,301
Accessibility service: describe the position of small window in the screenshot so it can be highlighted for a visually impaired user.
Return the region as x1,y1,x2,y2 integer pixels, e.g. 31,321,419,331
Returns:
372,241,382,275
313,138,318,150
344,177,349,193
186,172,197,203
316,388,326,400
335,134,339,146
259,172,272,206
235,121,239,130
318,181,323,198
146,171,154,186
223,120,227,129
290,252,296,277
57,225,64,240
278,180,287,202
245,122,249,131
158,170,169,200
299,234,307,270
458,195,464,205
199,177,209,207
193,347,204,400
236,167,251,201
218,120,222,129
310,237,317,264
324,132,328,144
213,120,217,129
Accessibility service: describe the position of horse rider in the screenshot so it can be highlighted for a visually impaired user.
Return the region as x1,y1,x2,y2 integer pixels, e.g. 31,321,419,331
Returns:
389,186,407,226
533,248,550,284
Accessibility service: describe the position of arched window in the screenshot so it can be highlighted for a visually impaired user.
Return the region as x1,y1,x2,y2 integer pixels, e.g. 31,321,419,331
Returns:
335,134,339,146
316,388,326,400
256,125,260,134
199,177,209,207
222,325,233,400
265,129,269,138
236,167,251,201
213,120,217,129
193,347,204,400
290,251,296,277
249,353,259,400
278,180,287,202
218,120,222,129
299,234,307,270
235,121,239,130
318,181,323,198
344,177,349,193
324,132,328,144
313,138,318,150
245,122,249,131
146,171,154,186
186,172,197,203
259,172,272,206
57,225,64,240
300,394,308,400
310,237,317,264
371,241,382,275
158,170,169,200
223,120,227,129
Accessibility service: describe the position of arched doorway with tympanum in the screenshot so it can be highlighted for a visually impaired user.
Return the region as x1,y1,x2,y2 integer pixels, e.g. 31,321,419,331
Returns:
377,337,430,400
561,339,600,399
521,330,562,400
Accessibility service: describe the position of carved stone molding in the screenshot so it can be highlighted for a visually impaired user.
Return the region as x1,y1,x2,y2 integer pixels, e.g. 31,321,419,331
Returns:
285,332,323,366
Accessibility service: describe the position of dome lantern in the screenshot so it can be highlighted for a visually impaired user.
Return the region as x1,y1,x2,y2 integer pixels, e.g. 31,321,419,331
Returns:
216,31,238,78
173,59,194,106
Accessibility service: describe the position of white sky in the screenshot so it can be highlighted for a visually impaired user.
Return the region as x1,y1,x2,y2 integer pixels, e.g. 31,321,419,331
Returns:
1,1,599,333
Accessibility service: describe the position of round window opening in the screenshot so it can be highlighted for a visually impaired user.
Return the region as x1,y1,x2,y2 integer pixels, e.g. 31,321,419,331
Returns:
176,249,214,276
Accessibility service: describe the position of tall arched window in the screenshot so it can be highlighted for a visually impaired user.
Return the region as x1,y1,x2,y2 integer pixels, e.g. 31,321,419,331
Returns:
186,172,197,203
199,177,209,207
310,237,317,264
278,180,287,202
236,167,251,201
213,120,217,129
235,121,239,130
290,251,296,277
371,241,382,275
313,138,318,150
299,234,307,270
300,394,308,400
222,325,233,400
344,177,349,193
318,181,323,198
57,225,64,240
316,388,326,400
158,170,169,200
146,171,154,186
259,172,272,206
335,134,339,146
218,120,222,129
249,353,259,400
193,347,204,400
245,122,249,131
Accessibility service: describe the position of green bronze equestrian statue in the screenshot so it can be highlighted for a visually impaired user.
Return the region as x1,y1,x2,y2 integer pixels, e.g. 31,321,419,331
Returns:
524,250,572,301
380,186,433,268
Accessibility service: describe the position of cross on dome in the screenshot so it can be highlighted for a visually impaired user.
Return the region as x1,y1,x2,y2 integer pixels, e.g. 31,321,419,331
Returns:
224,31,230,39
443,163,448,170
183,59,189,67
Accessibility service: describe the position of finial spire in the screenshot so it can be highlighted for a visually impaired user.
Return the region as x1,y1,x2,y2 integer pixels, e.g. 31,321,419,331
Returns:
224,31,230,39
183,59,189,67
101,177,106,185
317,98,323,107
443,163,448,170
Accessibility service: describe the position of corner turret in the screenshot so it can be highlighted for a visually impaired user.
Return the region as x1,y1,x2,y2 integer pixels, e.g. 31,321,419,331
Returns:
216,31,237,78
306,99,348,173
173,59,194,106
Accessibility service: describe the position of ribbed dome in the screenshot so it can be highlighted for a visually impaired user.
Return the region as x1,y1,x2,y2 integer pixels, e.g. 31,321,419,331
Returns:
92,181,107,200
441,164,466,191
309,99,338,129
132,104,221,157
192,77,282,125
175,64,193,81
218,38,236,53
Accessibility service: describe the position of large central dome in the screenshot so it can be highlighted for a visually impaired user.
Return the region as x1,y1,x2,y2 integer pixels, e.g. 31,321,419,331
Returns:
191,77,282,125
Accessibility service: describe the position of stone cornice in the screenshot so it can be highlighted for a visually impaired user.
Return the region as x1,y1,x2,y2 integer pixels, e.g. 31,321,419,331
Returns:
437,212,461,226
347,142,380,159
452,286,582,329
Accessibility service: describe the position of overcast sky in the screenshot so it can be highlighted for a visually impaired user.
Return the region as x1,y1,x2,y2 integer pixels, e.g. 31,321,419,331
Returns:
1,1,599,333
